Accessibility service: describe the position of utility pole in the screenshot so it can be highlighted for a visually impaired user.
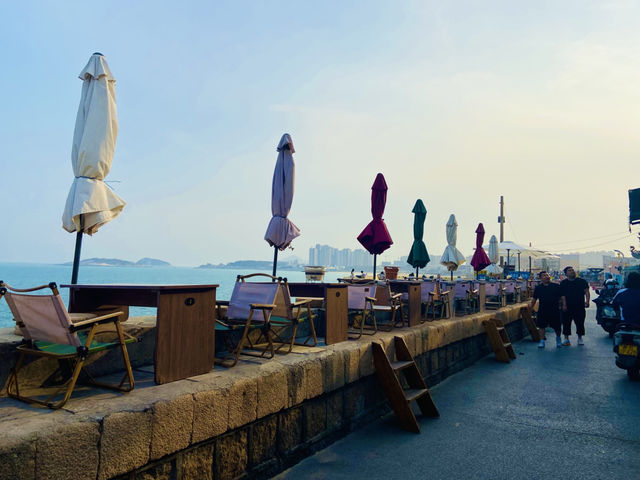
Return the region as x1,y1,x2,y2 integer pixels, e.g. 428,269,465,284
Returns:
498,196,505,266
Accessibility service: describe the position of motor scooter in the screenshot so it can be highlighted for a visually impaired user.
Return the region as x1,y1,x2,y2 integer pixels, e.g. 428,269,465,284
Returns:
593,281,621,337
613,322,640,380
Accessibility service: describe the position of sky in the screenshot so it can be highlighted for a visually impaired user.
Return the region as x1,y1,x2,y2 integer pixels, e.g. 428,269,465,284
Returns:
1,0,639,267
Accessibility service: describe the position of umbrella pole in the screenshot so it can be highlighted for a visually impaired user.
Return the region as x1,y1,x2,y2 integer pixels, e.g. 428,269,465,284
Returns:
373,254,377,281
71,230,83,284
272,247,278,278
416,267,419,278
450,271,453,281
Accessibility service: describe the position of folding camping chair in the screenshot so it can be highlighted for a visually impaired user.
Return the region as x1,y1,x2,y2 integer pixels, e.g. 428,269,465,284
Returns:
453,281,479,315
214,275,280,367
347,284,378,339
0,281,135,409
503,280,521,303
484,281,506,309
240,274,318,354
373,282,405,330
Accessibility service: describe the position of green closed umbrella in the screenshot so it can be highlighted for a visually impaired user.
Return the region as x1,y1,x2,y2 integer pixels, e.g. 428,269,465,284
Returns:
407,199,430,277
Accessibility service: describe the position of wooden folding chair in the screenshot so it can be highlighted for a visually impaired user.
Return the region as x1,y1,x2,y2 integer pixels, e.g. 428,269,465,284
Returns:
347,285,378,339
241,274,318,354
452,281,479,315
214,275,279,367
485,281,506,309
425,281,451,320
0,281,135,409
373,282,404,330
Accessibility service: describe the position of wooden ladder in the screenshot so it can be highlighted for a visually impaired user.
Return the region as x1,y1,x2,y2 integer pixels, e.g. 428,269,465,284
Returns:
372,336,439,433
519,306,541,342
482,318,516,363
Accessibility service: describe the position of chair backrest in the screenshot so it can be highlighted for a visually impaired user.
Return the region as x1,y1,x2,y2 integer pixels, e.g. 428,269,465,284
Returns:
347,285,376,310
4,291,80,347
226,281,280,322
454,281,471,298
273,281,294,320
485,282,501,296
503,281,516,293
420,281,436,302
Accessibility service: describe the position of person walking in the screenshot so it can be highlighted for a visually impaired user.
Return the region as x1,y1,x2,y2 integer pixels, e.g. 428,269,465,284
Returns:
560,266,590,346
529,271,563,348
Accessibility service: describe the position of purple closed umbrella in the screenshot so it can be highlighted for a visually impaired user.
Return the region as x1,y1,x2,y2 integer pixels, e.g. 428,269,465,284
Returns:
470,223,491,272
357,173,393,278
264,133,300,276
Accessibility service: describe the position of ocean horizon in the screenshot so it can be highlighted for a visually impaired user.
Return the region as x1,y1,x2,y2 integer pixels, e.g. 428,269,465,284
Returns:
0,263,350,328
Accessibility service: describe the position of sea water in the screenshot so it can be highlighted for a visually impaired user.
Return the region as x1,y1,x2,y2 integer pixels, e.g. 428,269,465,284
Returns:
0,263,349,328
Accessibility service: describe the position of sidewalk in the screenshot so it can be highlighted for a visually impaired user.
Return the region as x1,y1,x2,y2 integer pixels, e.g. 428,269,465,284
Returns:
275,307,640,480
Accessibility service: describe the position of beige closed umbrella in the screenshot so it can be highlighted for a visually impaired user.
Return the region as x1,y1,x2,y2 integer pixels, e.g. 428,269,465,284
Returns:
62,53,125,283
440,214,466,280
485,235,503,276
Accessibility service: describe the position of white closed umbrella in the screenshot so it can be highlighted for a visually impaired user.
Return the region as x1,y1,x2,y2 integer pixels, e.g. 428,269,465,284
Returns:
264,133,301,276
62,53,125,283
440,214,466,279
486,235,503,275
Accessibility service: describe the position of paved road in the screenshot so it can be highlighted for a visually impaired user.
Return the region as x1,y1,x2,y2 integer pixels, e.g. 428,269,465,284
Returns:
275,307,640,480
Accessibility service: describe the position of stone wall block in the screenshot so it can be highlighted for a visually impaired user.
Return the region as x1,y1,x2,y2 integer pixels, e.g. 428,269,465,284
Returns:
249,416,277,467
343,381,366,422
135,461,173,480
286,363,306,407
304,358,324,400
256,363,288,419
277,407,303,454
228,377,257,430
179,443,214,480
192,388,230,443
150,394,194,460
215,429,248,480
357,342,375,377
325,390,344,433
0,433,35,480
321,350,345,393
36,420,100,480
303,397,327,441
99,410,153,480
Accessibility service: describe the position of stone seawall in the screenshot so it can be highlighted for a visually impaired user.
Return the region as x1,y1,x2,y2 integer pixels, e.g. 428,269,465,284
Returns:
0,304,529,480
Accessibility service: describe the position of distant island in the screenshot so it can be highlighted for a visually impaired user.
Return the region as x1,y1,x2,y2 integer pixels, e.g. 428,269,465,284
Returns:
198,260,273,270
61,257,171,267
197,259,303,270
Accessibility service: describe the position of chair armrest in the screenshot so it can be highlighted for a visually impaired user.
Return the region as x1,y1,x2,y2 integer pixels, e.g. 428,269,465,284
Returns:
365,296,377,303
291,298,312,307
69,311,123,332
440,290,451,295
390,293,402,301
250,303,277,309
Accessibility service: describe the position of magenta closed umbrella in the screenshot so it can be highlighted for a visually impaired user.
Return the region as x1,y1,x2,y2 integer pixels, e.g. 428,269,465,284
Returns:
470,223,491,272
357,173,393,278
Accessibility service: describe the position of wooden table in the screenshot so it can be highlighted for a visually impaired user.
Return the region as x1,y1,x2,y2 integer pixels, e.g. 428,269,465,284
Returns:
63,284,218,384
288,283,348,345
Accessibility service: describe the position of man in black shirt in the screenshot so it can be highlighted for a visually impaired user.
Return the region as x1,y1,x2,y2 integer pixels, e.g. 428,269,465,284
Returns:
530,271,563,348
560,266,590,346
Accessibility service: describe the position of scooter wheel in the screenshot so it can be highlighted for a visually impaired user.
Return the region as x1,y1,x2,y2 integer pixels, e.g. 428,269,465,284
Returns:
627,368,640,381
